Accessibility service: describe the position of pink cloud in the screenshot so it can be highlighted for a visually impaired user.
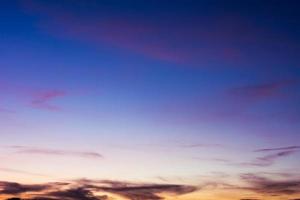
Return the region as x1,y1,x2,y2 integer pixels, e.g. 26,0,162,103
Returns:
20,1,263,65
30,90,67,111
0,81,67,112
230,79,299,99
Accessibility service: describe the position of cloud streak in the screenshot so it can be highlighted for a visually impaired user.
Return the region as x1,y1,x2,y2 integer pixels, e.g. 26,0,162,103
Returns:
8,146,103,160
254,146,300,152
203,146,299,168
240,150,297,167
239,146,300,167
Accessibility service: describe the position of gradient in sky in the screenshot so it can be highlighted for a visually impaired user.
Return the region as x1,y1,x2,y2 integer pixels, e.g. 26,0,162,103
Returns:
0,0,300,200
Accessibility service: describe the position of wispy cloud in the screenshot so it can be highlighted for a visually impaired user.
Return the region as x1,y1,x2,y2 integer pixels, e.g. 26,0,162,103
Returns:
201,146,299,168
8,146,103,160
178,143,224,149
230,79,299,100
21,0,300,67
241,150,297,167
239,146,300,167
254,146,300,152
30,90,67,111
0,81,68,112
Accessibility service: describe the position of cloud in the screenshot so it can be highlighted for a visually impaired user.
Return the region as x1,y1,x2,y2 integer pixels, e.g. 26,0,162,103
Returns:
22,0,297,66
0,181,49,195
30,90,67,111
178,143,224,149
204,147,299,168
8,146,103,160
20,0,194,64
254,146,300,152
242,146,300,167
241,173,300,195
240,199,261,200
241,150,297,167
95,183,196,200
0,179,197,200
76,179,197,200
44,188,106,200
230,80,299,100
0,81,67,112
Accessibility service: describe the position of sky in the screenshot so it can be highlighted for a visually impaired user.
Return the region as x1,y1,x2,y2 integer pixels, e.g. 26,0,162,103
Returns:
0,0,300,200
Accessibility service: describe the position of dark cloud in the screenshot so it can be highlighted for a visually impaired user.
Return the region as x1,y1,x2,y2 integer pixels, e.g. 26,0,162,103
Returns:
0,179,197,200
240,199,261,200
78,179,197,200
97,184,196,200
8,146,103,159
241,173,300,195
255,146,300,152
0,181,49,195
45,188,106,200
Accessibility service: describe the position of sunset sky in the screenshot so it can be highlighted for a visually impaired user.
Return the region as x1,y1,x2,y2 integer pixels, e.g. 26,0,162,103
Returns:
1,0,300,200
